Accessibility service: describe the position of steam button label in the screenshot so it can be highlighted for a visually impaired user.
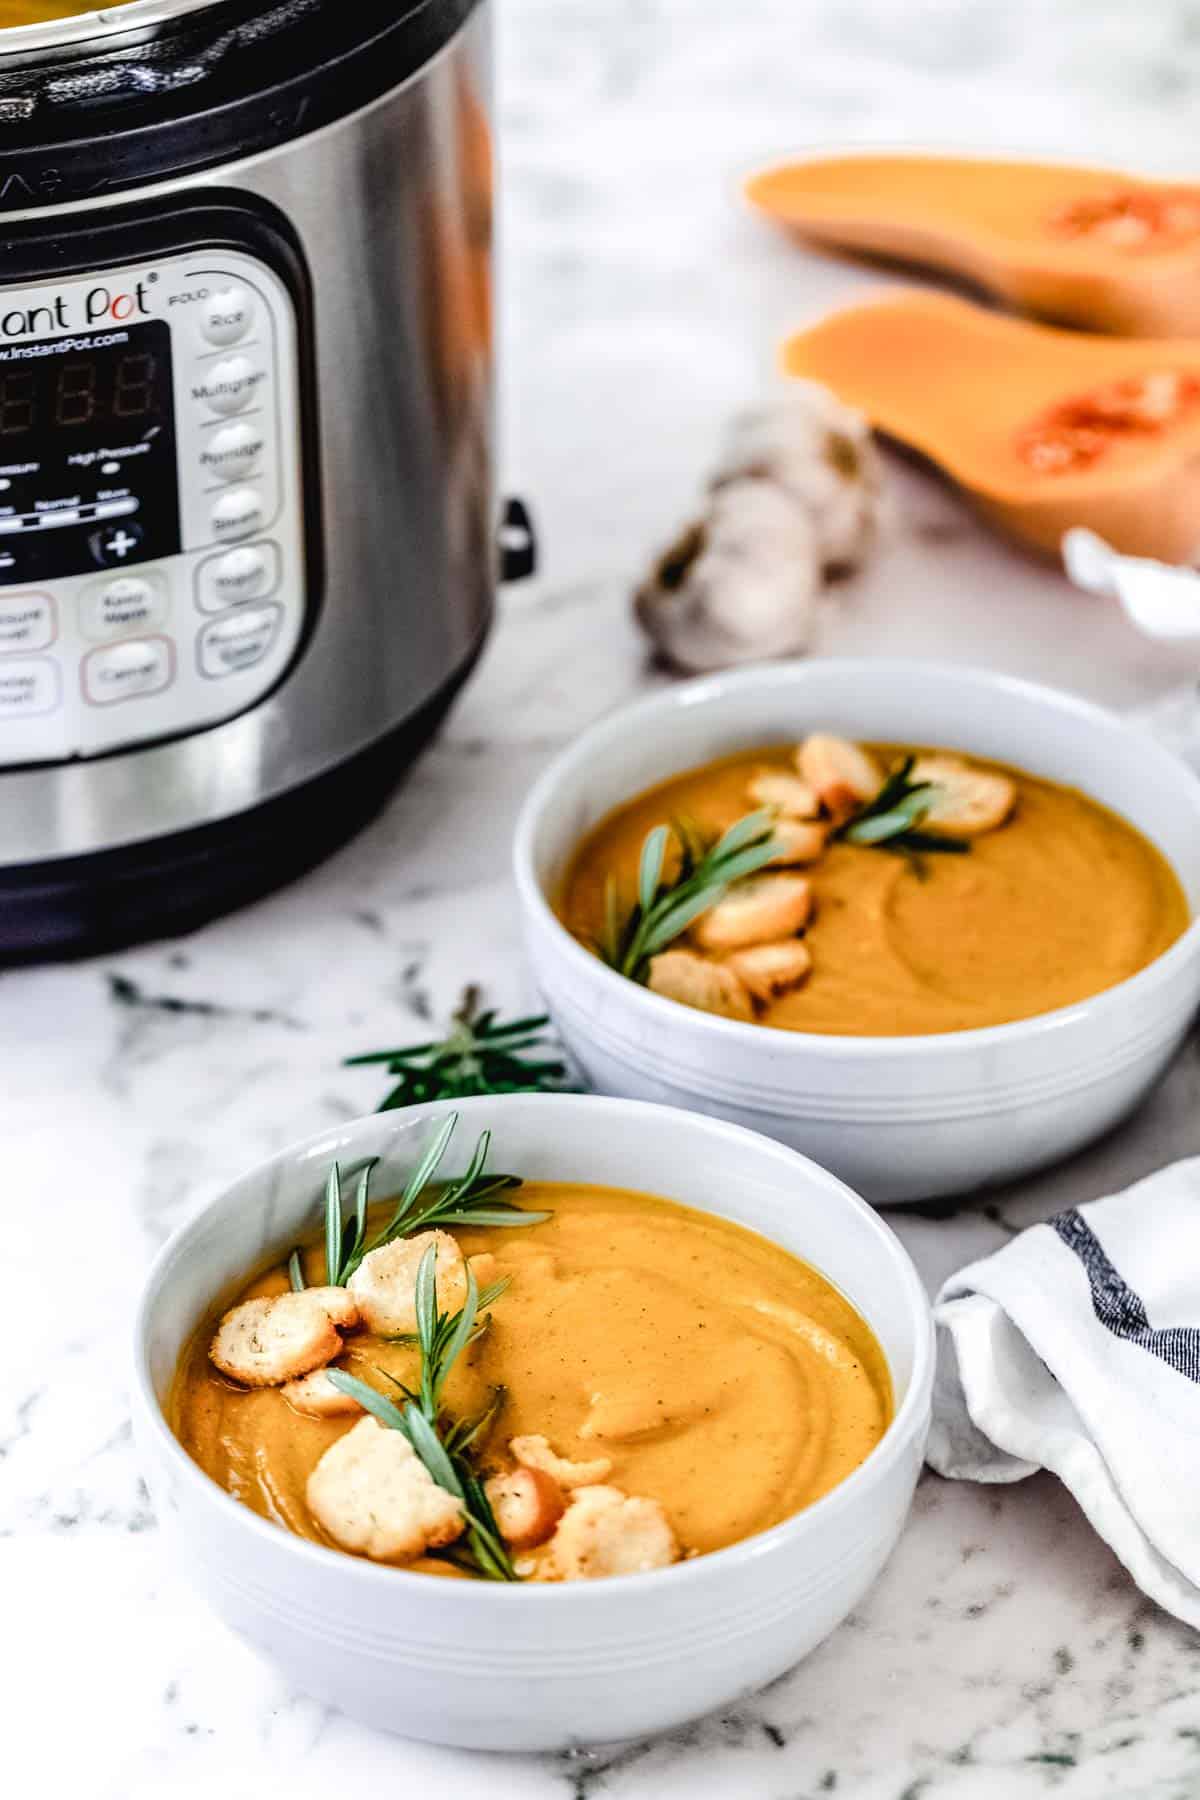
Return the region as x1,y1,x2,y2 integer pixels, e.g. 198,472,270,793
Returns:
201,286,254,348
210,487,265,543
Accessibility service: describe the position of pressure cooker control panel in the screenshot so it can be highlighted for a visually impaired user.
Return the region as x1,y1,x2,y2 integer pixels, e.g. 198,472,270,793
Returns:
0,247,306,766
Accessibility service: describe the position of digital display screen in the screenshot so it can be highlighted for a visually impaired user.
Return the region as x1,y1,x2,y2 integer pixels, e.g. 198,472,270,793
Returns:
0,318,180,585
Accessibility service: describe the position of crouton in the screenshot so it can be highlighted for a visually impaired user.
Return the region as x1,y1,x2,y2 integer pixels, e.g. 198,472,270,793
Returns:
725,939,812,1003
280,1367,366,1419
689,873,812,952
346,1229,467,1336
908,755,1016,837
304,1286,361,1331
510,1434,614,1490
745,768,819,818
306,1416,464,1562
542,1485,679,1580
484,1466,564,1549
767,818,828,866
647,948,754,1021
796,733,882,819
209,1292,343,1388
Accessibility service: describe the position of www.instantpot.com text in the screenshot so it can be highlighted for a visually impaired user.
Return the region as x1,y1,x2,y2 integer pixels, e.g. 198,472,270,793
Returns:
0,331,131,360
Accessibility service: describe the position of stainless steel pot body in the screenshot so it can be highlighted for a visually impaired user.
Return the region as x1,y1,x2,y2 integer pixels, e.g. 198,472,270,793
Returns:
0,0,493,955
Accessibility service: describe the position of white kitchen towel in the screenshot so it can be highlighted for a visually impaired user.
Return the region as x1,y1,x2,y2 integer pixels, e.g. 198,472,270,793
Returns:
928,1158,1200,1629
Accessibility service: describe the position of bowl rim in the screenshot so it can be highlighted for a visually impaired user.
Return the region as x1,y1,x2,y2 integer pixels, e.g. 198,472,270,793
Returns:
132,1092,935,1607
512,657,1200,1059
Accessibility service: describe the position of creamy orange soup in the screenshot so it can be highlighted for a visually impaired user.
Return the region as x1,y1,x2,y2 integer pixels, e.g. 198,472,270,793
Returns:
172,1184,892,1573
559,745,1189,1036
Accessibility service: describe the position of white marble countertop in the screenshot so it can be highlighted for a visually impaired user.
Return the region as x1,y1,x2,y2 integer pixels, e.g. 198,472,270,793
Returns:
9,0,1200,1793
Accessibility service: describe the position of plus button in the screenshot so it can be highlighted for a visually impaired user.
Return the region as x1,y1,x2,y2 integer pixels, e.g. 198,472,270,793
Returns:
89,521,145,568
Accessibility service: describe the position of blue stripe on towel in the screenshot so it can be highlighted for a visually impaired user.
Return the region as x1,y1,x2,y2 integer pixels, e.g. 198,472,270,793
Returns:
1050,1209,1200,1382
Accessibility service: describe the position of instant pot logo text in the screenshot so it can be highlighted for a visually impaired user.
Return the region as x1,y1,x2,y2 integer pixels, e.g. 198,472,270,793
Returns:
0,279,153,340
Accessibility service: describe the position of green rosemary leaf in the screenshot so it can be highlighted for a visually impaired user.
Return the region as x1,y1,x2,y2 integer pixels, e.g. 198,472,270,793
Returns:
888,830,970,855
404,1404,463,1497
711,806,777,859
324,1163,343,1286
437,1264,481,1403
444,1384,506,1455
433,1206,553,1229
347,990,572,1111
324,1370,410,1432
287,1249,306,1292
638,824,670,915
844,791,932,845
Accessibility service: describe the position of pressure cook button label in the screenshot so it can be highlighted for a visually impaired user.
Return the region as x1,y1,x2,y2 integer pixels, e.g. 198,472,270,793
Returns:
79,575,167,642
0,592,54,652
198,603,281,678
196,541,280,611
192,355,266,416
200,422,266,484
0,655,59,715
200,286,254,348
82,637,173,705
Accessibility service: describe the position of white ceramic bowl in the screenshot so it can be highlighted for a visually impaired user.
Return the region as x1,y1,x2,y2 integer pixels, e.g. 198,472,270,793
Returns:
514,660,1200,1205
132,1094,932,1751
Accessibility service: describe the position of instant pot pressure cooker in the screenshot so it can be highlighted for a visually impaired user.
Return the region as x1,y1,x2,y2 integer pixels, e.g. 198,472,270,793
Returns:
0,0,507,959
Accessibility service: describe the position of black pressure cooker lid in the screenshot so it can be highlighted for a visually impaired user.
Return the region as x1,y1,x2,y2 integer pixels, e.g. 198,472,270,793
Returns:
0,0,480,210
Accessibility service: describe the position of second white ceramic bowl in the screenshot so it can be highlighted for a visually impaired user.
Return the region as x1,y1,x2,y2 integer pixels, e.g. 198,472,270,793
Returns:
514,660,1200,1204
132,1095,932,1750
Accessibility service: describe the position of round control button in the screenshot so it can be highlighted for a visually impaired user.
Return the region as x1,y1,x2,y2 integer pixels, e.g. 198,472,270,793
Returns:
200,422,265,484
198,602,282,678
0,592,54,652
200,285,254,348
192,355,266,417
210,487,266,543
79,573,168,642
196,542,280,611
82,637,173,706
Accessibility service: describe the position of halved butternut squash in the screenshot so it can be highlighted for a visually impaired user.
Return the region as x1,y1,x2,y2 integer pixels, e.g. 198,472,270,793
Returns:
747,153,1200,337
782,290,1200,560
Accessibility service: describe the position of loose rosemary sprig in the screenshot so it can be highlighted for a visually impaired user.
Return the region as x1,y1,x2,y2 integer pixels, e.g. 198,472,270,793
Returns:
291,1111,551,1289
346,986,570,1110
598,808,781,984
326,1246,518,1580
836,755,969,862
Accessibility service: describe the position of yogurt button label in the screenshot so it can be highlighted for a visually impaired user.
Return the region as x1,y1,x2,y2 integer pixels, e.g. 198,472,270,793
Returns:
0,592,54,651
0,655,59,715
196,541,279,611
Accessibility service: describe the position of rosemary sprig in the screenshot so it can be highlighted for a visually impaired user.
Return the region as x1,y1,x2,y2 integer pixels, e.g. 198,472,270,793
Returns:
836,756,969,861
327,1247,518,1581
291,1111,551,1290
346,985,571,1110
598,808,781,984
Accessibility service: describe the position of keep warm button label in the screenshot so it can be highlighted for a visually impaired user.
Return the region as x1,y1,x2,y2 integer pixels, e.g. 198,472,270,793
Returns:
198,603,281,678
